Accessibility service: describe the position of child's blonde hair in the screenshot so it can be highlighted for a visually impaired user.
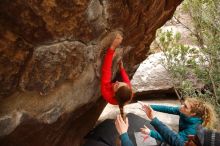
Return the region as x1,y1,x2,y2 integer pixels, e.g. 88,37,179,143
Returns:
185,97,217,129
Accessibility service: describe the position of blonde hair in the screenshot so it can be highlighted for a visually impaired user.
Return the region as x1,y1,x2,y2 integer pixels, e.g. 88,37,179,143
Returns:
185,97,217,129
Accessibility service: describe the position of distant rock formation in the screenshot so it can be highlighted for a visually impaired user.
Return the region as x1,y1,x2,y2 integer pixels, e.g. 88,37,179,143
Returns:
0,0,182,145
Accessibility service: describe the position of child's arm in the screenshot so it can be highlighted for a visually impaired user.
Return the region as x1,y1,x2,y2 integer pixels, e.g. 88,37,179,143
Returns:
150,105,180,115
119,60,131,87
101,34,123,105
101,48,117,104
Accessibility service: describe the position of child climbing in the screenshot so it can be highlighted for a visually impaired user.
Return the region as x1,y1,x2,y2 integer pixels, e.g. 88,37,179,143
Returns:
101,33,133,120
139,97,216,145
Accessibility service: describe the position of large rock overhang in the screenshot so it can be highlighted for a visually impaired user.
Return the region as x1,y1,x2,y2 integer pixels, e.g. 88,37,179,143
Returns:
0,0,182,145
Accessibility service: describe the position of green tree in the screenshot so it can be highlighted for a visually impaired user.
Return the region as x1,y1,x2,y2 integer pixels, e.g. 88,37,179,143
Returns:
155,0,220,114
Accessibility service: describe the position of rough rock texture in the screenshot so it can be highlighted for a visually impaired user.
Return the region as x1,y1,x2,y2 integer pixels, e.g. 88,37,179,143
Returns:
131,52,177,100
131,52,204,99
0,0,182,145
131,52,172,93
0,98,106,146
162,5,197,46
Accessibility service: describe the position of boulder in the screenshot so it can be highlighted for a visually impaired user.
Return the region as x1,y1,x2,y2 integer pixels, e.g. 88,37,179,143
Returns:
0,0,182,145
131,52,172,93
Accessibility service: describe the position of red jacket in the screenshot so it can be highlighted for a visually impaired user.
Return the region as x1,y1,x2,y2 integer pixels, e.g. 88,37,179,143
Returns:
101,48,131,105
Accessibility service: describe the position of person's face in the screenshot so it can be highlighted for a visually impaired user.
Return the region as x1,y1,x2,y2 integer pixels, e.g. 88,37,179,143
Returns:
180,101,196,117
113,81,128,92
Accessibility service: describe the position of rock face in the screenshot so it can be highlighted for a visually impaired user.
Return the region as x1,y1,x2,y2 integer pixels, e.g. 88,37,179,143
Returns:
131,52,177,100
131,52,172,93
0,0,182,145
